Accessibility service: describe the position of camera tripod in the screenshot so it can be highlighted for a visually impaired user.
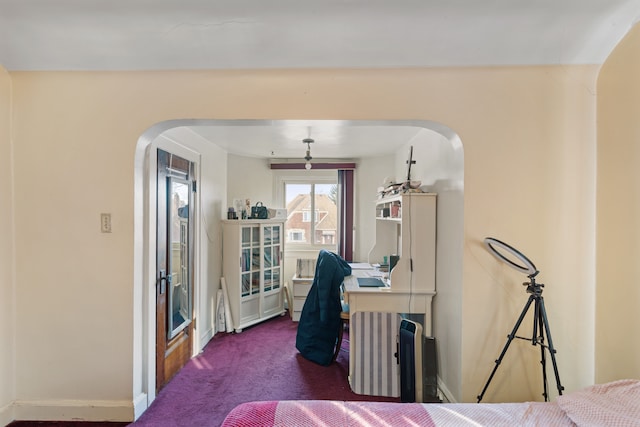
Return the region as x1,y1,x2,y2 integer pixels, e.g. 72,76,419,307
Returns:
477,271,565,402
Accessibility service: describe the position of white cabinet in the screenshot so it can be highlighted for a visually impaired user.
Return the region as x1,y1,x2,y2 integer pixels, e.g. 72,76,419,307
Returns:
368,193,437,294
291,275,313,322
222,220,285,332
291,258,317,322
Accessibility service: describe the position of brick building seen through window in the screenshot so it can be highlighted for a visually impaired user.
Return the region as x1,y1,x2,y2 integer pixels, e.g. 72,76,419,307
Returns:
285,183,337,246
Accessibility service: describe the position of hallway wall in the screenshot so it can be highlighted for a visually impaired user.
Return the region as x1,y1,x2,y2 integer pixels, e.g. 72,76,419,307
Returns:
6,64,602,420
596,22,640,382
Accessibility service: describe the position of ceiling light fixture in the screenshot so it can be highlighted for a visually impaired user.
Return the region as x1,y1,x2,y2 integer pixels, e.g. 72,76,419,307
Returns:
303,137,314,170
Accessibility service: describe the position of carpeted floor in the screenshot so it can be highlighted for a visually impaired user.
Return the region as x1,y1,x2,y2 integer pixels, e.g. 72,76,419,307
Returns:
131,312,400,426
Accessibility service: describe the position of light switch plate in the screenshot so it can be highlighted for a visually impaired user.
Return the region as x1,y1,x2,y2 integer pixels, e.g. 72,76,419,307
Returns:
101,213,112,233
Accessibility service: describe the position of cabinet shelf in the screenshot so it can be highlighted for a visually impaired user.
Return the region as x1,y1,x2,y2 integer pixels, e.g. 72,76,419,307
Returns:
375,194,403,220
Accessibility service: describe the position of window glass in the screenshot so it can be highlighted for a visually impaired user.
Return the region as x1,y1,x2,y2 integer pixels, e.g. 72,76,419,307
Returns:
285,182,338,247
314,183,337,245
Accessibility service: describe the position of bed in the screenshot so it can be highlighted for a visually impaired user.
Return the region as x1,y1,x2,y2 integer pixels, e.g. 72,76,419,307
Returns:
221,379,640,426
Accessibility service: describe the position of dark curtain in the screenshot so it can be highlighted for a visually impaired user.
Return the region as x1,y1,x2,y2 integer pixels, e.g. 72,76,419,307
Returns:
338,169,354,261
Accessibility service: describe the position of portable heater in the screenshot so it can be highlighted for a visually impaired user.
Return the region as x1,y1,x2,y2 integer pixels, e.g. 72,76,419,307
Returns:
399,318,440,403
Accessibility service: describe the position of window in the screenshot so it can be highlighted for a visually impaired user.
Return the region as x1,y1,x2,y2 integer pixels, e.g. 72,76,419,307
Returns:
272,165,354,261
285,182,337,247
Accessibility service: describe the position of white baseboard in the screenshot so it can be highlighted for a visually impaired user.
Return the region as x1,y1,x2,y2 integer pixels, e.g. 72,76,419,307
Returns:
200,327,214,350
0,401,15,426
12,398,133,422
437,376,457,403
133,392,148,421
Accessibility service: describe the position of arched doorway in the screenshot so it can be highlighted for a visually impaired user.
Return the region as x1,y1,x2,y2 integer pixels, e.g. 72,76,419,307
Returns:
132,119,464,418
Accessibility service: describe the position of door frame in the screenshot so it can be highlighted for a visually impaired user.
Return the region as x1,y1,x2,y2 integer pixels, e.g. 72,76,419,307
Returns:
137,133,202,411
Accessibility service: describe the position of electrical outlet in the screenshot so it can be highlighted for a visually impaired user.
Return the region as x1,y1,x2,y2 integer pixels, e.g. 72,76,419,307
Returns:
101,213,112,233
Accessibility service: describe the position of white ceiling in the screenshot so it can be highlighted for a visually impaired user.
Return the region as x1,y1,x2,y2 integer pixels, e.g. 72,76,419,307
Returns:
2,0,639,158
0,0,640,71
187,122,428,159
2,0,639,71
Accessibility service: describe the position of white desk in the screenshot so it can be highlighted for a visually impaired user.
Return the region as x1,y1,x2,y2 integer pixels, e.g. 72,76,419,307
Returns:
343,269,436,334
343,268,436,397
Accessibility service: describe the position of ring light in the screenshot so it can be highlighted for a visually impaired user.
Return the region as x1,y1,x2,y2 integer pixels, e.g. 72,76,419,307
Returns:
484,237,538,277
478,238,564,403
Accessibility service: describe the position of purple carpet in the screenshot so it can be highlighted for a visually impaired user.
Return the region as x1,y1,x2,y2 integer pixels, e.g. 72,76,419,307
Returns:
131,313,399,426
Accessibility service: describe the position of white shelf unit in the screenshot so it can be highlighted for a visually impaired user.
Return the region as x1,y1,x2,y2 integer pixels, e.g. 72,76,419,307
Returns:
222,219,285,332
291,275,313,322
291,258,317,322
368,193,437,294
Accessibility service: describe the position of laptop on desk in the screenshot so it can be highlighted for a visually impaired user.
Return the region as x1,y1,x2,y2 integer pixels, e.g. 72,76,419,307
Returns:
357,277,386,288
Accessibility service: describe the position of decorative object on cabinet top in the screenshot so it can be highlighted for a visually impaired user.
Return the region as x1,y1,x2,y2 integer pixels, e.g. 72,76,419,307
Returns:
377,145,427,199
377,180,423,199
251,201,269,219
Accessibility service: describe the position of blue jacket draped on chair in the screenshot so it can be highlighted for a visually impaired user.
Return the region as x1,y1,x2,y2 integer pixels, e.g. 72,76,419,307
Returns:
296,250,352,366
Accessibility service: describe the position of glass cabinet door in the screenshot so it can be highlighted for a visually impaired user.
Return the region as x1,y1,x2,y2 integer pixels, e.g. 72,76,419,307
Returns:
241,225,261,297
241,229,251,296
241,226,251,247
262,224,282,292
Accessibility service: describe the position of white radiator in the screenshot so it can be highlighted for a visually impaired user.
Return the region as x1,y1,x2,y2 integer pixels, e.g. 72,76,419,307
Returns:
350,312,401,397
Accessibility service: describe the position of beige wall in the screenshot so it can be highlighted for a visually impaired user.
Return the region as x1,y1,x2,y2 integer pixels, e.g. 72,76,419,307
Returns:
596,23,640,382
459,65,599,402
227,154,274,209
4,62,610,420
0,67,16,426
